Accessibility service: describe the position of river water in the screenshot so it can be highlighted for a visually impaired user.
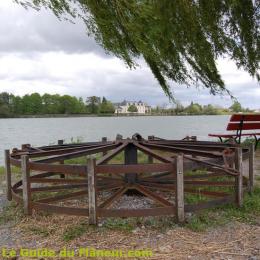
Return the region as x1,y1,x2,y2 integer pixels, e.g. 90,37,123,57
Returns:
0,115,230,165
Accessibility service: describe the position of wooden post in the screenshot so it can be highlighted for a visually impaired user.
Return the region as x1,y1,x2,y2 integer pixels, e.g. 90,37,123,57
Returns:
58,140,65,179
58,139,64,145
124,143,138,184
235,147,243,207
116,134,123,141
148,135,155,141
192,136,197,141
102,137,107,156
4,150,12,201
175,154,185,223
21,144,30,150
248,142,255,194
21,155,32,215
148,155,153,164
88,158,97,225
192,136,197,158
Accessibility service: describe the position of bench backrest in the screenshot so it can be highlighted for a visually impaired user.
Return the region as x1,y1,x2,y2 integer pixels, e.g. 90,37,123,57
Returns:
227,114,260,131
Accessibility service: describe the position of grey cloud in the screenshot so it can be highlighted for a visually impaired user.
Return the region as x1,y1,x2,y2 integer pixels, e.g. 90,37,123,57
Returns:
0,3,259,109
0,3,107,56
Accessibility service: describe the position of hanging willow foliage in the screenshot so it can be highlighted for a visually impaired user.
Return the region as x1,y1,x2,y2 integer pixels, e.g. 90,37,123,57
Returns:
15,0,259,99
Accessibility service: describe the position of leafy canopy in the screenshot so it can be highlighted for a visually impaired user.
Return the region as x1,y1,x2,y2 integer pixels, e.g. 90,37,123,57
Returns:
15,0,260,99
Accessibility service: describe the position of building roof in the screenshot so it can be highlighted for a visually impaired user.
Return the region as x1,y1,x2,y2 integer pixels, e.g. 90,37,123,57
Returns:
113,100,150,106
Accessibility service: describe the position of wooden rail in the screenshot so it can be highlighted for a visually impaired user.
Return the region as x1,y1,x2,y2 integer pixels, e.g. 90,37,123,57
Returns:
5,136,255,225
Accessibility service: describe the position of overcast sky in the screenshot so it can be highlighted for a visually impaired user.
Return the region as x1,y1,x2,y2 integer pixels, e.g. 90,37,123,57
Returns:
0,1,259,108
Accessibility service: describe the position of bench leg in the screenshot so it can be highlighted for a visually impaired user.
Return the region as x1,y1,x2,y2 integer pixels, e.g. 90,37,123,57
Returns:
253,135,259,150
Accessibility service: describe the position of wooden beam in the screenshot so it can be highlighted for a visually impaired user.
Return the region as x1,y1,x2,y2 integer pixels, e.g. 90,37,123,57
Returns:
99,186,127,209
96,142,128,165
88,158,97,225
248,142,255,194
21,155,32,215
124,143,137,183
4,150,12,201
175,154,185,223
58,140,64,145
135,184,172,207
102,137,107,156
133,142,172,163
235,148,243,207
58,139,65,179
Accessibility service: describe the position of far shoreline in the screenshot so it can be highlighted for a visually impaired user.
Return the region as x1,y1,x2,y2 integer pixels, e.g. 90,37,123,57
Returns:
0,113,233,119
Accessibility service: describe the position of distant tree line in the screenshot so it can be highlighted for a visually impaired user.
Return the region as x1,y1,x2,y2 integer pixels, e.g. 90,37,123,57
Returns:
152,101,253,115
0,92,115,117
0,92,254,118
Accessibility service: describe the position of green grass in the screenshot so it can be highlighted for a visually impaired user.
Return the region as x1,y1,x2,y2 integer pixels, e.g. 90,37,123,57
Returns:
65,156,90,165
101,216,177,233
61,217,177,241
141,216,177,231
102,218,135,232
0,166,21,175
186,187,260,231
184,192,208,204
183,170,236,203
0,202,23,225
1,188,259,238
63,150,151,165
27,226,50,238
63,222,90,241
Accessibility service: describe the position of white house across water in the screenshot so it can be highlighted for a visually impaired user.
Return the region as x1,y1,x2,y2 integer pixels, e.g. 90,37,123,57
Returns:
114,100,151,114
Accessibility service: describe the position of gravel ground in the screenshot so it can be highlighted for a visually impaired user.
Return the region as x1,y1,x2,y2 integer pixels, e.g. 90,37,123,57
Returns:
112,194,154,209
0,176,7,212
0,194,7,213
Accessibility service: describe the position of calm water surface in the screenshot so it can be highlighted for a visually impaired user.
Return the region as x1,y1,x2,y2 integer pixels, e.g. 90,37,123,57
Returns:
0,115,230,165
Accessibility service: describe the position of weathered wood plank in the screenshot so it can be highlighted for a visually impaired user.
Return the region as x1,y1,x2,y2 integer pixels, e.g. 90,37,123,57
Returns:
125,143,138,183
22,155,32,215
102,137,107,156
248,142,255,193
4,150,12,201
88,158,97,225
235,148,243,207
58,139,65,179
175,154,185,223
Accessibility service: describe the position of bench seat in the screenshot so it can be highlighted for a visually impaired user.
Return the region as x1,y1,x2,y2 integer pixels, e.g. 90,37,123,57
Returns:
209,114,260,149
209,133,260,138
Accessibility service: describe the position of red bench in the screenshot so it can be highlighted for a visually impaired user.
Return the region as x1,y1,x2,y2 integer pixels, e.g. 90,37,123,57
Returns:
209,114,260,149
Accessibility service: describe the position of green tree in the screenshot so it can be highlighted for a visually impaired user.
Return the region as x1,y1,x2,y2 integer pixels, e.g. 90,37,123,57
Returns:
77,97,86,113
0,92,11,106
20,93,43,114
42,94,59,114
229,101,243,113
15,0,260,99
185,102,202,115
99,97,115,114
21,94,31,114
203,104,219,115
59,95,83,114
11,96,23,114
86,96,101,114
174,101,184,115
0,92,11,117
0,104,10,117
128,104,138,113
30,93,43,114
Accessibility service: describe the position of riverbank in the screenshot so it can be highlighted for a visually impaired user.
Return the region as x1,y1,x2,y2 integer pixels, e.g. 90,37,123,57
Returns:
0,113,235,119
